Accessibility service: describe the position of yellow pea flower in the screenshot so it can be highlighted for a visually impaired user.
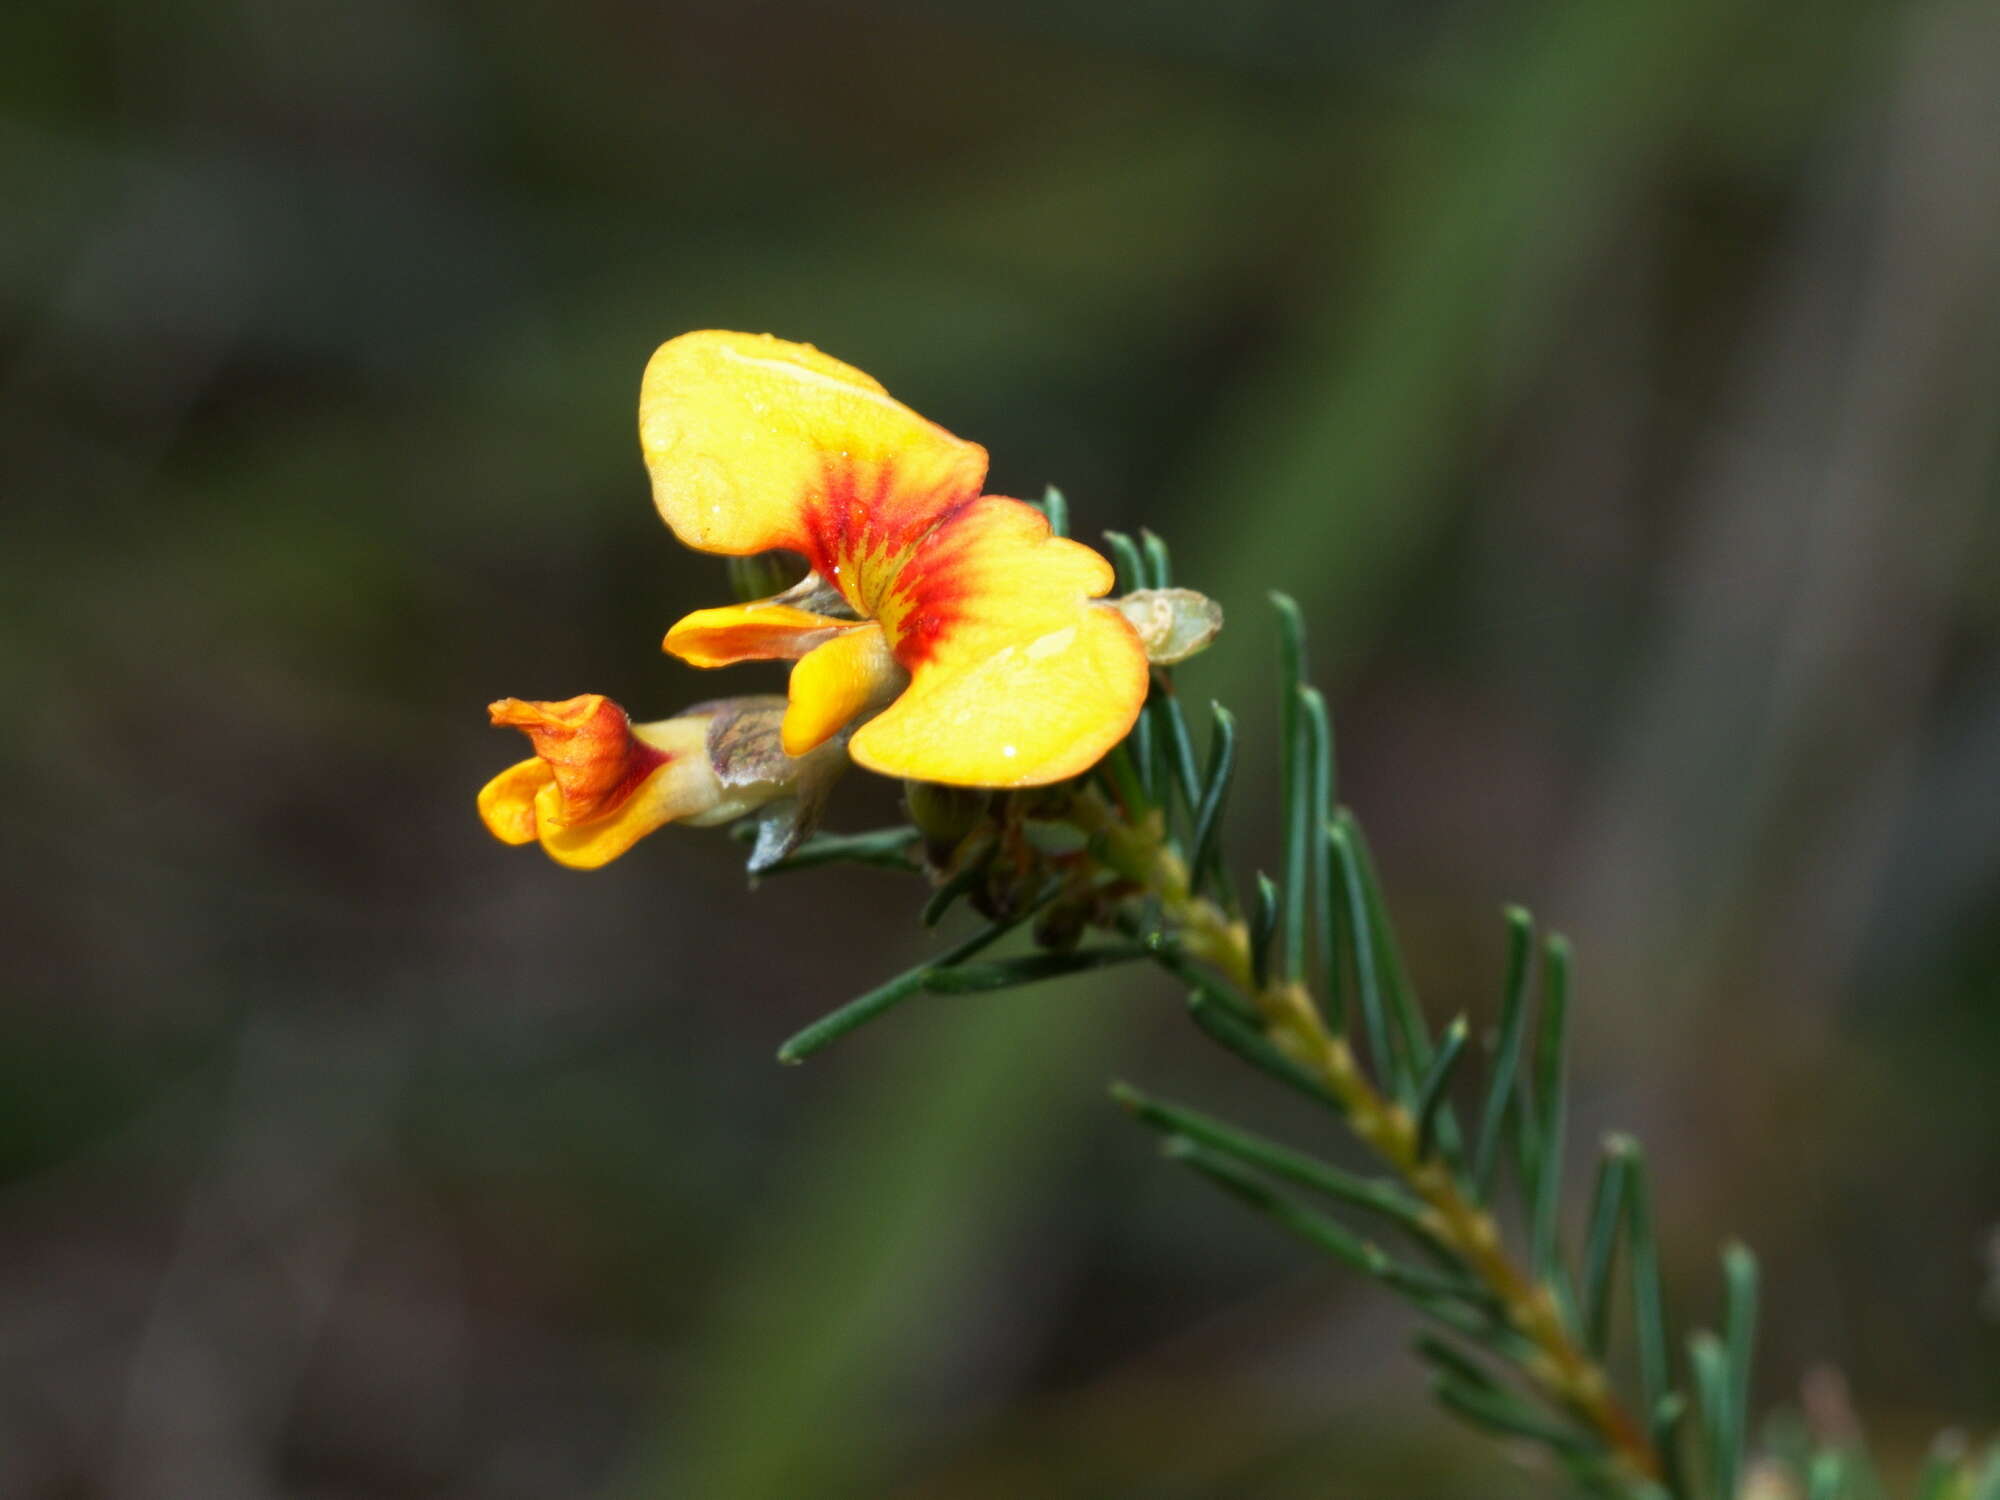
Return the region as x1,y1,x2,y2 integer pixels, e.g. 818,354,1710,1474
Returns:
642,331,1149,788
479,693,842,869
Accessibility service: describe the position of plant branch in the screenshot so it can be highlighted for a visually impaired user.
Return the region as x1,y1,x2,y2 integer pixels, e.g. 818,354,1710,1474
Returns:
1075,789,1662,1486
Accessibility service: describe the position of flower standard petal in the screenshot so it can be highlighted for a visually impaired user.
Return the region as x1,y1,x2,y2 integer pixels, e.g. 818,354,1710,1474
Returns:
640,333,1150,785
851,496,1148,787
640,331,987,580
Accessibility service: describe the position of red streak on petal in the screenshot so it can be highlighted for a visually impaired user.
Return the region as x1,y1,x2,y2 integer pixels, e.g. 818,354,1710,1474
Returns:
800,452,981,629
881,506,981,669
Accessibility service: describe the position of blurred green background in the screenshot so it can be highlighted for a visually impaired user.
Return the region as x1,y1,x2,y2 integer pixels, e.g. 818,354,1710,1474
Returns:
5,0,1998,1495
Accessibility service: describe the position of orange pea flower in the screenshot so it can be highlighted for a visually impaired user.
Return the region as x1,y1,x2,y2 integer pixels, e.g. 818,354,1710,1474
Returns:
479,693,843,869
641,331,1149,788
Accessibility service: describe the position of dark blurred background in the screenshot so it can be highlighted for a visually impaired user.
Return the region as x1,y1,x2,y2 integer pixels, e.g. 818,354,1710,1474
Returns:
6,0,1998,1495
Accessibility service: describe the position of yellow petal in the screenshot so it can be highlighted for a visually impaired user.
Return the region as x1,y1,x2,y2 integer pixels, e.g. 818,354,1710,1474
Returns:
482,696,721,868
780,621,902,756
478,757,555,844
852,497,1148,787
488,694,667,825
530,734,721,869
638,331,987,596
663,600,853,668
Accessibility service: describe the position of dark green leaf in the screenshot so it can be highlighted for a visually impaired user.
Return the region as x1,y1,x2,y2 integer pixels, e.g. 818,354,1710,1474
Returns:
1127,705,1156,802
1272,594,1309,982
1651,1392,1688,1500
1301,687,1343,1031
1039,484,1069,538
1251,872,1280,990
1913,1434,1969,1500
1722,1243,1759,1499
1431,1375,1594,1455
1808,1452,1850,1500
921,843,994,928
1139,527,1173,590
1975,1444,2000,1500
921,945,1150,993
1102,529,1147,594
1190,704,1238,898
1689,1331,1733,1500
1474,905,1535,1200
1529,934,1572,1286
1416,1016,1471,1161
1328,818,1398,1087
1114,1083,1432,1237
1580,1136,1634,1358
776,915,1023,1064
1184,990,1345,1115
1412,1332,1503,1392
1625,1142,1673,1420
1163,1138,1482,1305
1143,937,1261,1026
1338,810,1433,1094
1102,741,1152,817
1968,1448,2000,1500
